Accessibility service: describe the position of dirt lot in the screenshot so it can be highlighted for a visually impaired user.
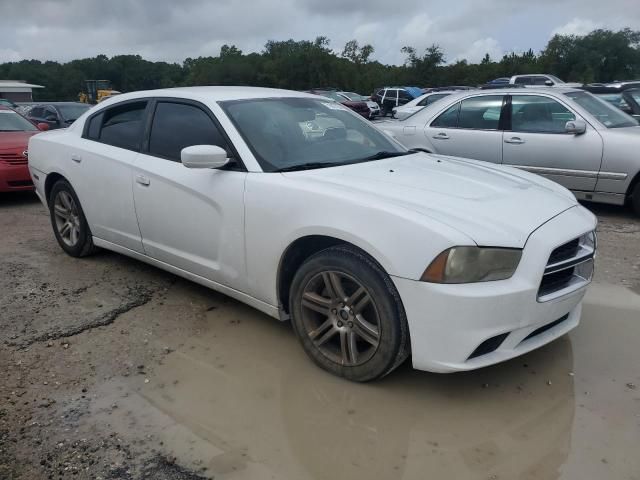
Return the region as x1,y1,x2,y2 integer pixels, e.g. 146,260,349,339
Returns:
1,192,639,480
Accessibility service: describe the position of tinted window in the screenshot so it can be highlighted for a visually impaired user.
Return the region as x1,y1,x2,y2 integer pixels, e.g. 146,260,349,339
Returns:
511,95,576,133
98,102,147,150
458,96,503,130
44,107,57,119
31,107,43,117
398,90,412,100
514,77,532,85
149,102,228,162
86,112,104,140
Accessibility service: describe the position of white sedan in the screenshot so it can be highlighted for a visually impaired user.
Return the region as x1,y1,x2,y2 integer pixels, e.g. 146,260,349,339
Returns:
28,87,597,381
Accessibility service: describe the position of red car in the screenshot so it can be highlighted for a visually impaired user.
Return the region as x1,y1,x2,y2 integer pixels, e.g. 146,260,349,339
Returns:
0,106,48,192
308,90,371,118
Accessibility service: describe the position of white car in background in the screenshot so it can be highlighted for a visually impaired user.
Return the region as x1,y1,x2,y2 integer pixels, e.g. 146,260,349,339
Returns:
392,91,455,119
380,87,640,214
28,87,596,381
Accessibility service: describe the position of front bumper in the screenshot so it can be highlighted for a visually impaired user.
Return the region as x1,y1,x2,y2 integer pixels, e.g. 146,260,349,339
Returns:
0,163,33,192
394,206,596,373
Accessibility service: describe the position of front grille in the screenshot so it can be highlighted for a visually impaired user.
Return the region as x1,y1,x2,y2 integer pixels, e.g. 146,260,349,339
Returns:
0,152,27,165
548,238,579,264
538,232,596,301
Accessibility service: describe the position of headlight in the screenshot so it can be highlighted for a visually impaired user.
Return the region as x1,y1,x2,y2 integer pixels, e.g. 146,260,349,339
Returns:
421,247,522,284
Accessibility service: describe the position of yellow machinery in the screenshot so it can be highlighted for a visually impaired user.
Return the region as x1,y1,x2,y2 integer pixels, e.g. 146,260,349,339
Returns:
78,80,120,104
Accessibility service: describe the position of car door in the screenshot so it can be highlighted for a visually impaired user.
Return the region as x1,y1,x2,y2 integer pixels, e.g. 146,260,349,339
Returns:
423,94,506,163
70,100,147,253
132,99,248,290
502,94,603,191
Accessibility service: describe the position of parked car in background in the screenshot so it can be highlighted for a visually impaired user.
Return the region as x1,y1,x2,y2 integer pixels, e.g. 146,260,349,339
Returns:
392,91,455,120
422,86,475,93
0,98,18,109
0,106,48,192
378,88,640,214
509,74,567,87
372,86,423,116
579,82,640,119
486,77,511,86
337,91,380,118
28,102,92,130
308,90,371,118
28,86,597,381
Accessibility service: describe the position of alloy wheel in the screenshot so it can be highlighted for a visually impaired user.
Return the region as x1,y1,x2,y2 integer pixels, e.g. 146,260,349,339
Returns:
53,191,81,247
300,271,381,366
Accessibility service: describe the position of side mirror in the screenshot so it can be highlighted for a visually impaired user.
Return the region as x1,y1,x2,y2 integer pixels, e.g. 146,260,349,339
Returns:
37,123,50,131
544,80,554,86
565,119,587,135
181,145,229,169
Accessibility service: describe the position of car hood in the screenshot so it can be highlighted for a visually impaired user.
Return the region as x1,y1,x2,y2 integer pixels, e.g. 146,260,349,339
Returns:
283,153,578,247
0,130,39,151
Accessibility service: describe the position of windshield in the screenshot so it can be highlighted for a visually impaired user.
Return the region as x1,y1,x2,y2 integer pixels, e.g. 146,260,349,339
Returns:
58,104,90,121
221,97,405,172
565,91,638,128
0,110,38,131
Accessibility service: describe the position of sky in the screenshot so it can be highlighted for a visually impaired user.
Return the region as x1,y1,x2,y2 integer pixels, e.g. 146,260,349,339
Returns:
1,0,639,65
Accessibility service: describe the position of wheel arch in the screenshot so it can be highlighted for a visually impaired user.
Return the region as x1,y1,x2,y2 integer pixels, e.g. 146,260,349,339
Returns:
44,171,67,205
626,169,640,200
276,235,389,318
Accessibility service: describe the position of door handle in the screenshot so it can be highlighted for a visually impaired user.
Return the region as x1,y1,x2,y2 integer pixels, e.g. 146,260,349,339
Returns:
504,137,525,145
71,154,82,163
135,174,150,186
432,133,450,140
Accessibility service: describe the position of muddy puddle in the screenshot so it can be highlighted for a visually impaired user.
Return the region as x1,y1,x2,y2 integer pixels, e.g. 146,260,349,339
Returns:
89,283,640,480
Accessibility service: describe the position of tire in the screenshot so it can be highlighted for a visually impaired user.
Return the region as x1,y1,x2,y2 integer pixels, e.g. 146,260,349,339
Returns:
631,182,640,217
48,179,98,257
289,245,410,382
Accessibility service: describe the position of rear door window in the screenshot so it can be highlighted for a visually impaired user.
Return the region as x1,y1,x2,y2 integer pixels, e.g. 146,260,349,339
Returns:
148,101,229,162
97,101,148,150
457,96,504,130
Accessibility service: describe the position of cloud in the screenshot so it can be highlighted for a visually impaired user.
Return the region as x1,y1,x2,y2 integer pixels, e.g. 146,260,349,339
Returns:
455,38,504,63
551,18,602,37
0,0,638,66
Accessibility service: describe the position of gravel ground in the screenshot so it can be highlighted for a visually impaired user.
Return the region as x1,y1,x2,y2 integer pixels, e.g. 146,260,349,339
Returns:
1,191,639,480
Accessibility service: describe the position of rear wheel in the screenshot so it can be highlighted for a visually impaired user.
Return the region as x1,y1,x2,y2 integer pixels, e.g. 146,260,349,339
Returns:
49,179,97,257
289,245,410,382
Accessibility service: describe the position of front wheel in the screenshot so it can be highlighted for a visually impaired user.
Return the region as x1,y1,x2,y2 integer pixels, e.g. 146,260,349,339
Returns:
49,179,97,257
289,245,410,382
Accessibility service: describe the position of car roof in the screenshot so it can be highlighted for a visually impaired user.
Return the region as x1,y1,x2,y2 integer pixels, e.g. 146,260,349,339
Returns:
440,87,581,99
101,86,319,104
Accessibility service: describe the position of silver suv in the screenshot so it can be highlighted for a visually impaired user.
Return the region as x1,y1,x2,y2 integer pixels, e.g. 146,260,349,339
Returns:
380,88,640,214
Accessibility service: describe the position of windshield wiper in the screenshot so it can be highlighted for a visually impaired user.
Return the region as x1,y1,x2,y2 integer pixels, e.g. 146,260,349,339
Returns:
276,162,345,172
358,150,412,161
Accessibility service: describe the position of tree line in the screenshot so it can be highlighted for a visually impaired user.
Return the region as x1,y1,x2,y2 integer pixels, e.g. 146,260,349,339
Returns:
1,28,639,101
